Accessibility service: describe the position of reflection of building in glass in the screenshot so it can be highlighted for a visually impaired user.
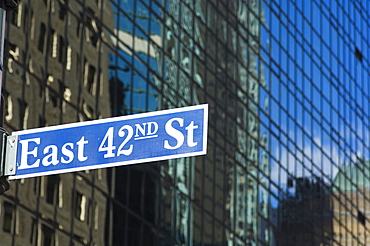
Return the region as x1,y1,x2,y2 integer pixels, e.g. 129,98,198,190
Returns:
157,1,271,245
231,1,270,245
109,0,159,115
332,161,370,245
2,0,113,245
158,1,203,244
1,0,370,246
277,177,333,245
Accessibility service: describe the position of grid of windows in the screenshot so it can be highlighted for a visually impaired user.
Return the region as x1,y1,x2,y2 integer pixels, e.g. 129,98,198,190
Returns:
0,0,370,245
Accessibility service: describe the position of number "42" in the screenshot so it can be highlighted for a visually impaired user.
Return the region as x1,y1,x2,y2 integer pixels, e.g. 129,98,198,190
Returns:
98,125,133,158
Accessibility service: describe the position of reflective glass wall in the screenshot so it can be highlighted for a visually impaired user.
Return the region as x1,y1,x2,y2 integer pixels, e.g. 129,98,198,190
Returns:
1,0,370,245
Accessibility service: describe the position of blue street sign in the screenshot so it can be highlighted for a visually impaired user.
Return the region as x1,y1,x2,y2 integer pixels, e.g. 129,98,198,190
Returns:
6,104,208,180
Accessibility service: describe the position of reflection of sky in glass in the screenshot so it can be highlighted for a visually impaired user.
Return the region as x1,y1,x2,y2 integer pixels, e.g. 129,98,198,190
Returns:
263,1,369,193
107,0,370,220
110,0,161,114
113,0,161,37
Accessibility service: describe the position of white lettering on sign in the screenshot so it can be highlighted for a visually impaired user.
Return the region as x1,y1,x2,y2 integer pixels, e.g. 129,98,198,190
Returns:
18,136,89,170
8,104,207,180
61,143,74,163
185,121,198,147
134,122,158,140
42,145,59,166
17,117,200,170
164,118,184,149
117,125,134,156
77,136,89,161
98,127,116,158
98,125,134,158
19,138,40,169
163,118,199,150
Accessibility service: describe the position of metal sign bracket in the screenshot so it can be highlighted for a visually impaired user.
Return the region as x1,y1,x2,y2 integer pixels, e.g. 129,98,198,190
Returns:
4,135,17,176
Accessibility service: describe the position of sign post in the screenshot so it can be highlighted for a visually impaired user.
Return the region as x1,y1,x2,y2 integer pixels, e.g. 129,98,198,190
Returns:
4,104,208,180
0,0,19,194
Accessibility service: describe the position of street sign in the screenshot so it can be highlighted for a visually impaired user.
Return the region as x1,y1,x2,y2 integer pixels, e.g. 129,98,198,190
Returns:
5,104,208,180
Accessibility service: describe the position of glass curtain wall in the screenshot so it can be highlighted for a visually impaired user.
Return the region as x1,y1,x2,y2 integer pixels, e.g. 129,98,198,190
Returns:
1,0,370,246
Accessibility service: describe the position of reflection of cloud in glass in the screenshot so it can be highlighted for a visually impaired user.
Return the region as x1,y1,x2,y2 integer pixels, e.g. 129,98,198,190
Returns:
270,133,342,188
110,29,161,58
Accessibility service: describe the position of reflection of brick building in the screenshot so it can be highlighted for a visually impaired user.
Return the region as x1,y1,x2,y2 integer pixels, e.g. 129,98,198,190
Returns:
277,177,333,246
0,0,113,245
332,161,370,245
0,0,273,245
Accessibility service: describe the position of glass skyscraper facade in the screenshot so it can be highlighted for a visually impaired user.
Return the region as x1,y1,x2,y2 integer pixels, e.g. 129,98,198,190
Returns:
0,0,370,245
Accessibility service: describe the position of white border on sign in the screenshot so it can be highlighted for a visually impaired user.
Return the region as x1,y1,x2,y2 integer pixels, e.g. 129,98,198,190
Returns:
12,104,209,135
9,149,206,180
9,104,209,180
